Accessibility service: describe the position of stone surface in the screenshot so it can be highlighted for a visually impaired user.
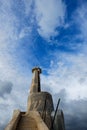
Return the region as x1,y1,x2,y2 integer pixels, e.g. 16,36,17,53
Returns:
5,110,21,130
30,67,41,93
16,111,49,130
27,92,54,113
5,67,65,130
16,114,38,130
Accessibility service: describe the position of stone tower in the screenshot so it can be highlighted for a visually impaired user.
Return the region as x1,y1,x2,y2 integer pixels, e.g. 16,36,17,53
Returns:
5,67,65,130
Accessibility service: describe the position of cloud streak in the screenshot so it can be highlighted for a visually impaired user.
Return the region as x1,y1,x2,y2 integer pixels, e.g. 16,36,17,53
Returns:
42,51,87,100
74,2,87,41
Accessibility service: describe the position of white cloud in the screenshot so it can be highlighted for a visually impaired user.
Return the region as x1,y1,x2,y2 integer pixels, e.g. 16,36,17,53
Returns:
0,1,33,128
19,26,33,38
23,0,33,16
74,2,87,41
41,50,87,100
34,0,66,40
0,44,32,128
0,51,32,129
0,0,18,46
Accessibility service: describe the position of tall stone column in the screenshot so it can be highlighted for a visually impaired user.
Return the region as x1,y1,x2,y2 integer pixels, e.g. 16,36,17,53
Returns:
5,67,65,130
30,67,41,93
27,67,54,129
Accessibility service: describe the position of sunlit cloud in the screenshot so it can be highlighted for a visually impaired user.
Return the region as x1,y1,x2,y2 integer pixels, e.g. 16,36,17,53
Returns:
42,51,87,100
34,0,66,40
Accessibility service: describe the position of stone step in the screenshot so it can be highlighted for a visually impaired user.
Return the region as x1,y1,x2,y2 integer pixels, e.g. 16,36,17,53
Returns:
16,115,38,130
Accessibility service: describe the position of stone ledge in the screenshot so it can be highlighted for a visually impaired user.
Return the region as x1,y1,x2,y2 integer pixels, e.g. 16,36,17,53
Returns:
5,109,21,130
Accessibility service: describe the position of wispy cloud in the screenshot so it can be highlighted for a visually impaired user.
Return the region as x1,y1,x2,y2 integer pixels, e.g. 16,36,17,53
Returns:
0,1,33,129
0,0,18,46
42,50,87,100
40,1,87,102
73,1,87,42
23,0,34,16
34,0,66,40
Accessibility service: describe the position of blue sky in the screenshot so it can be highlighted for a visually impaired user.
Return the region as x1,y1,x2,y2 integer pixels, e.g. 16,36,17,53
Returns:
0,0,87,129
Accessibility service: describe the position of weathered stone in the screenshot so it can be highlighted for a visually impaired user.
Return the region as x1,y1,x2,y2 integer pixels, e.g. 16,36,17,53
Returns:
27,92,54,113
5,110,21,130
5,67,65,130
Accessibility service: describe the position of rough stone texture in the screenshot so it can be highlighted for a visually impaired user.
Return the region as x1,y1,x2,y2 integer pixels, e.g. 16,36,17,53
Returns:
16,113,38,130
5,110,21,130
27,92,54,113
16,111,49,130
30,67,41,93
27,92,54,129
5,67,65,130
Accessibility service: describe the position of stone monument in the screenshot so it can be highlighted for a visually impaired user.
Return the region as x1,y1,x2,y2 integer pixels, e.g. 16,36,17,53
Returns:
5,67,65,130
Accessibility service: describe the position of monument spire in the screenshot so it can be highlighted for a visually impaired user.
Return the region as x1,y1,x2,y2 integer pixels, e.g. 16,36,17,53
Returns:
30,67,42,93
5,67,65,130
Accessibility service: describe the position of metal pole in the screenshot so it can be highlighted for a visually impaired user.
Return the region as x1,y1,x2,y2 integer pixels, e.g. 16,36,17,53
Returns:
51,98,60,129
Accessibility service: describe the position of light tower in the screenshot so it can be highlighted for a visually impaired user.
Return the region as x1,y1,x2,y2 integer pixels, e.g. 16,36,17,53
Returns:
5,67,65,130
30,67,41,93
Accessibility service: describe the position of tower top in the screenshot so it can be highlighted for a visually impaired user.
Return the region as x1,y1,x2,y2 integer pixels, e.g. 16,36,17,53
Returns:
29,67,41,93
32,67,42,73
